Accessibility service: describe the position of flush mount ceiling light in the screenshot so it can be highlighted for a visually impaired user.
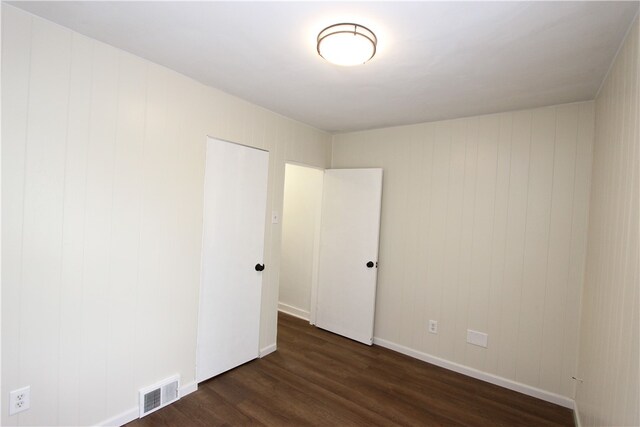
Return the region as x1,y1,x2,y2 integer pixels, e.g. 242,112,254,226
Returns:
317,23,377,66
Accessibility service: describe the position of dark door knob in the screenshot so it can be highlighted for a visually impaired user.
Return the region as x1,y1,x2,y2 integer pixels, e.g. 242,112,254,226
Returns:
255,263,265,272
366,261,374,268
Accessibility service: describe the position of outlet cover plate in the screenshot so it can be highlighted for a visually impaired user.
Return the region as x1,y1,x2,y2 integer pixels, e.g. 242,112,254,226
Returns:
428,320,438,334
467,329,488,348
9,386,30,416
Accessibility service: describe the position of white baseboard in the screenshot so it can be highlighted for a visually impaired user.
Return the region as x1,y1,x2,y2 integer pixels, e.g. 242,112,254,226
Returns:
179,381,198,398
259,343,277,357
373,337,575,409
573,401,582,427
278,302,310,321
96,406,138,427
96,381,198,426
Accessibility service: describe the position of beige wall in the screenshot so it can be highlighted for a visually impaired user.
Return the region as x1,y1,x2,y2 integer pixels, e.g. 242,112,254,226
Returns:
576,16,639,427
1,6,331,426
332,101,595,401
279,164,324,318
4,4,638,426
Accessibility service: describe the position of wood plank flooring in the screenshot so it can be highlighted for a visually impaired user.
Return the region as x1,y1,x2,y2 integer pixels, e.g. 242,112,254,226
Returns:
127,312,574,426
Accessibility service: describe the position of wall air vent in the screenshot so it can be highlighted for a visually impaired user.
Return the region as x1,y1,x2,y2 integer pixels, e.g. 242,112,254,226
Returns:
138,374,180,418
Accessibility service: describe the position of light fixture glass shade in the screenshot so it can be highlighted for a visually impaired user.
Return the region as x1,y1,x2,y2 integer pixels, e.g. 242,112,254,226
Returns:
317,23,377,66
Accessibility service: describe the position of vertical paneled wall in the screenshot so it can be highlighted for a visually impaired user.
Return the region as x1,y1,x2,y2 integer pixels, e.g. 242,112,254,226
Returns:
332,101,594,400
1,6,331,426
576,16,639,427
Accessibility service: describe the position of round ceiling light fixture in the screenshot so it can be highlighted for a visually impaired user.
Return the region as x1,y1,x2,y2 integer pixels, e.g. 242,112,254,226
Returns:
317,23,377,66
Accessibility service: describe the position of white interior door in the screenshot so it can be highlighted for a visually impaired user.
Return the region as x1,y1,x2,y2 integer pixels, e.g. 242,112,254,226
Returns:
196,137,269,383
315,168,383,345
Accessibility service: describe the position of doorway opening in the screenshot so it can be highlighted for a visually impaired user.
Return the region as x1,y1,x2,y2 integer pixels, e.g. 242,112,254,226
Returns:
278,163,324,324
278,164,383,346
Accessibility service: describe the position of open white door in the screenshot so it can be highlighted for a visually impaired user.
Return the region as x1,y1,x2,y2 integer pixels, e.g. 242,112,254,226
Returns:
196,137,269,383
315,168,383,345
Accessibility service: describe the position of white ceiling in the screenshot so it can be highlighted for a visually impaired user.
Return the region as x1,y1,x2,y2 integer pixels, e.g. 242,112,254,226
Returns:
9,1,639,133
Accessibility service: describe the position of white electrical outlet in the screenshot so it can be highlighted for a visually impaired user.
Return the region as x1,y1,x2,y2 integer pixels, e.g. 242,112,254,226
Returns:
9,386,30,416
428,320,438,334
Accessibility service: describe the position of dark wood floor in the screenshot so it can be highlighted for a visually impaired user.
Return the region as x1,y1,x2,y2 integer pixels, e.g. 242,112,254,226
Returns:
127,312,574,426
